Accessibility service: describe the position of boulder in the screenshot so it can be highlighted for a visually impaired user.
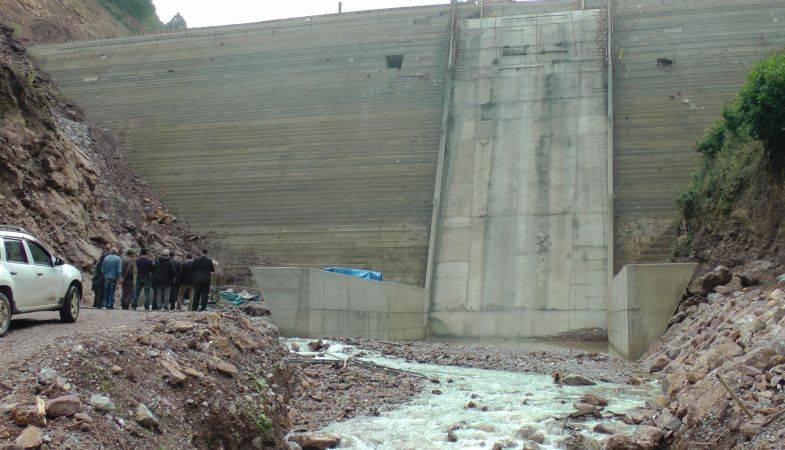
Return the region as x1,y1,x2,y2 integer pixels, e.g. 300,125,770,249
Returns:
569,402,602,419
160,358,187,384
715,276,743,295
647,355,670,373
768,289,785,302
516,425,545,443
740,346,776,370
688,266,731,295
580,393,608,406
561,374,596,386
133,403,159,430
89,394,115,412
307,340,330,352
165,320,195,333
593,422,627,434
288,432,341,450
735,260,775,286
45,395,81,418
604,433,639,450
37,368,58,386
695,340,742,370
631,425,665,448
208,359,238,376
11,406,46,427
739,420,763,438
14,426,43,449
654,409,682,430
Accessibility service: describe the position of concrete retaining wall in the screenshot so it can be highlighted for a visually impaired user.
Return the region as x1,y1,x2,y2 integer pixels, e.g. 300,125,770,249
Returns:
608,263,696,359
250,267,427,340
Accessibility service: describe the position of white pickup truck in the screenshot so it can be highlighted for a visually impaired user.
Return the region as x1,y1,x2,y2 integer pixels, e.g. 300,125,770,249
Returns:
0,226,83,336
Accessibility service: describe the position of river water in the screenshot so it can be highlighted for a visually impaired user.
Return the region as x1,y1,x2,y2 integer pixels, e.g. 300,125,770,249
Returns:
286,339,653,449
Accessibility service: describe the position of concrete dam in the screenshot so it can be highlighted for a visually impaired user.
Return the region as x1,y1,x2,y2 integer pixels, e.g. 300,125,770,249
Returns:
32,0,785,341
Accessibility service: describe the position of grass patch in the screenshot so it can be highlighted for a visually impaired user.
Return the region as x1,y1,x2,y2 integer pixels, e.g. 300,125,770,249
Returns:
677,50,785,229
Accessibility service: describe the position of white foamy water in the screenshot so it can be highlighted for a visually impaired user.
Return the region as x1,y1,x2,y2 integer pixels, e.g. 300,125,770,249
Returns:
285,338,653,449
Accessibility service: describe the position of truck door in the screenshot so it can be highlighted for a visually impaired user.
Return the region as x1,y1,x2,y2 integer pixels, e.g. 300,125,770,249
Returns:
25,240,60,307
1,238,38,309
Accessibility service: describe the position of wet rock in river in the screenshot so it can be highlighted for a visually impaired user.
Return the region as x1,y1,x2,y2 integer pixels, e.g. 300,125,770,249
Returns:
516,425,545,443
308,340,330,352
561,374,596,386
288,431,341,450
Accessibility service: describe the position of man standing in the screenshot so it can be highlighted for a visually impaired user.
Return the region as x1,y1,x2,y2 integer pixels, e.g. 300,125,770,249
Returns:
101,247,122,309
152,250,176,311
120,249,137,310
168,251,182,311
191,248,215,311
133,249,154,310
175,253,193,311
91,249,109,308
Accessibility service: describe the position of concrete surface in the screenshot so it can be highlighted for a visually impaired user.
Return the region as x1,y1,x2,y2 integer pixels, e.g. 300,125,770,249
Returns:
608,263,696,359
612,0,785,272
429,10,609,338
251,267,427,340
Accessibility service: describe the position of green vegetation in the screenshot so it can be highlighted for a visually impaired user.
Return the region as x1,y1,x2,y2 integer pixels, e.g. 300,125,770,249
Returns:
243,404,275,445
96,0,163,32
677,51,785,223
164,13,187,31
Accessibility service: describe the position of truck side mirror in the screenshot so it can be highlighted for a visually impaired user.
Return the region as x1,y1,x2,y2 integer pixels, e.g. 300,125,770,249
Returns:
54,256,65,266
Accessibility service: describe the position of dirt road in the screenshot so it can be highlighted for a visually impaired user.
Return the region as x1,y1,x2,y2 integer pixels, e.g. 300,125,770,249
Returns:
0,308,176,366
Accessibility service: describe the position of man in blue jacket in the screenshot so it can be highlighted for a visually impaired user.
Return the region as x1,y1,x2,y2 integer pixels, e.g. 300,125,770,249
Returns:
101,247,122,309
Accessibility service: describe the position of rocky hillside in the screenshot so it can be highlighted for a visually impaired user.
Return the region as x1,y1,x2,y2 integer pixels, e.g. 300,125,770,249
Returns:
645,51,785,449
0,0,170,44
0,24,201,272
641,265,785,448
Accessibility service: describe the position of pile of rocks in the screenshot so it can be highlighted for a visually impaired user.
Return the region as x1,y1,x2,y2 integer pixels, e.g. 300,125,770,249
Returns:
0,311,294,449
641,263,785,448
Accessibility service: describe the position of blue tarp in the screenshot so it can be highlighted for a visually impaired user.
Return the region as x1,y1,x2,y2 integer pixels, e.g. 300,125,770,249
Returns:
219,290,261,305
325,267,383,281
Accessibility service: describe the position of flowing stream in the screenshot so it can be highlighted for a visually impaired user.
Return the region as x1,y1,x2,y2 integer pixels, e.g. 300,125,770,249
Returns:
286,339,653,449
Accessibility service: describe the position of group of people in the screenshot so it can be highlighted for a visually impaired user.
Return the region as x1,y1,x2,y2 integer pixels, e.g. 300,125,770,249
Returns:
92,247,216,312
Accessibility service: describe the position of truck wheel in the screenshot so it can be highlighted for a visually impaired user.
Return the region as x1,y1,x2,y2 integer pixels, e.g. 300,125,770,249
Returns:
59,284,80,323
0,293,11,337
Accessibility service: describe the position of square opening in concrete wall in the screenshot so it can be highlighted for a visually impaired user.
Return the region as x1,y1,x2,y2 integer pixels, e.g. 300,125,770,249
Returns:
386,54,404,69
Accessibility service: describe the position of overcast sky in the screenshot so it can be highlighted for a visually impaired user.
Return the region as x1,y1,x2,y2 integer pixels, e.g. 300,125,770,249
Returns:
153,1,451,28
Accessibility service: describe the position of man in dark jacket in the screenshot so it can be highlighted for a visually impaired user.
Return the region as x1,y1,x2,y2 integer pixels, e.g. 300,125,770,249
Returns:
175,253,193,311
91,249,109,308
190,248,215,311
133,249,154,310
168,251,182,311
152,250,176,311
120,249,137,310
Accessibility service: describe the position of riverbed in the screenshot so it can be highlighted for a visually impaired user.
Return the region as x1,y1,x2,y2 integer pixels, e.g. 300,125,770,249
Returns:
286,339,654,449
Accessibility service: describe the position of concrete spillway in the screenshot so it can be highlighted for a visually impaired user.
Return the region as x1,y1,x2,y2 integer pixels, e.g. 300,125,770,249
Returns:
30,0,785,339
429,10,610,337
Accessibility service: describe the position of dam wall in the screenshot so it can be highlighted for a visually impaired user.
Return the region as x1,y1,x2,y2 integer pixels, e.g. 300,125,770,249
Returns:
31,6,454,285
429,10,609,337
611,0,785,272
30,0,785,339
